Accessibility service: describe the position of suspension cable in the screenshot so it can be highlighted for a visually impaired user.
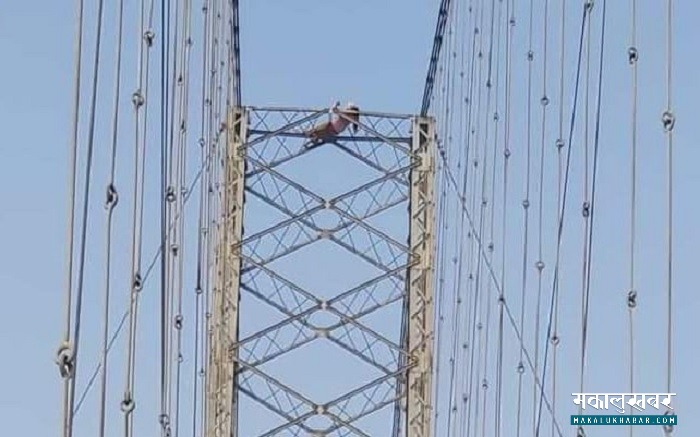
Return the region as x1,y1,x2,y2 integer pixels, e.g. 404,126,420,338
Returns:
58,0,85,434
663,1,675,429
67,0,107,434
97,1,126,436
533,0,549,433
516,0,535,434
535,3,592,435
626,0,639,434
579,5,608,437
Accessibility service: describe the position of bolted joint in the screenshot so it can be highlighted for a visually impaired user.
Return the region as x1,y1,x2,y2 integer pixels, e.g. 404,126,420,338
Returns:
541,95,550,106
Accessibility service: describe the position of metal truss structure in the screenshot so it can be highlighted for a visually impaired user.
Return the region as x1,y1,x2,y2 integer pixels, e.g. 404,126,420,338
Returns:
206,106,437,437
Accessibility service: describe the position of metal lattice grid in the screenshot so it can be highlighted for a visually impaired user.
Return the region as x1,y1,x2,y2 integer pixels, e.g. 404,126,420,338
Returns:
206,106,437,437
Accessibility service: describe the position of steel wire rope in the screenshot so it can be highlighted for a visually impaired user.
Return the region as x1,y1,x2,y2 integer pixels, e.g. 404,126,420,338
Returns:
534,3,593,435
58,1,84,435
515,0,535,434
159,0,172,433
174,0,192,437
550,0,569,431
122,1,157,435
466,1,498,435
533,0,550,434
73,127,224,415
479,1,504,435
65,0,108,434
450,0,483,432
626,0,639,433
164,0,184,425
456,0,486,433
432,1,468,432
494,0,515,435
97,1,126,436
576,0,594,423
436,138,565,437
192,1,213,435
663,0,675,418
444,2,469,431
578,4,607,437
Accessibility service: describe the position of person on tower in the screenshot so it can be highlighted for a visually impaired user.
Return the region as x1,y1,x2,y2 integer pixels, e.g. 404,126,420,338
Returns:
304,101,360,147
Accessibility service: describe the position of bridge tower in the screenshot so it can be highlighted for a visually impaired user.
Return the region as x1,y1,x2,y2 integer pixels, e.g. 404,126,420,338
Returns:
205,106,437,437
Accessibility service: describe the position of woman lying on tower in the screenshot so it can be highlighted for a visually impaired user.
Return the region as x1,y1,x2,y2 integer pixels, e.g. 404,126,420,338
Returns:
304,101,360,146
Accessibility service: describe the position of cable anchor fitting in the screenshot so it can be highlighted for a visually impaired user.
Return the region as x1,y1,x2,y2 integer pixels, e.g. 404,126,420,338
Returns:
582,201,590,218
662,111,675,132
131,90,144,108
105,184,118,210
628,47,639,64
143,29,155,47
132,273,143,292
663,410,674,434
627,290,638,308
120,395,135,414
55,342,74,379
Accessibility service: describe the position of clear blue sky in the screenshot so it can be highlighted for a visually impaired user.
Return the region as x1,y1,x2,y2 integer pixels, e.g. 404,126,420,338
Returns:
0,1,697,436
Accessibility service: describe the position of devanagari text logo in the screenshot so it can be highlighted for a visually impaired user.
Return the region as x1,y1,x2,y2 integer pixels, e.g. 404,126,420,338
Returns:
570,393,678,427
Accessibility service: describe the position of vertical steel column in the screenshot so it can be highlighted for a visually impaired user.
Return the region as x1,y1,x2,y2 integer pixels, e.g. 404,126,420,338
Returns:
207,107,247,437
406,116,436,437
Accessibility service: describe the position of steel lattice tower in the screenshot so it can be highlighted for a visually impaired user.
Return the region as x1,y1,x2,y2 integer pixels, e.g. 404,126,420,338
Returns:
206,106,437,437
